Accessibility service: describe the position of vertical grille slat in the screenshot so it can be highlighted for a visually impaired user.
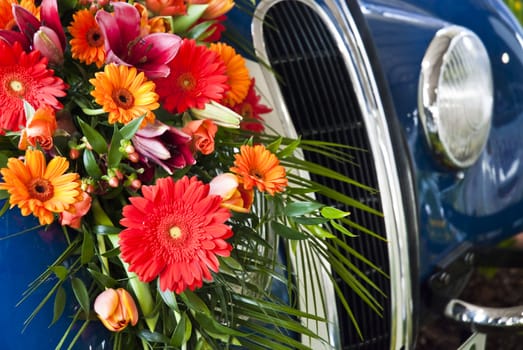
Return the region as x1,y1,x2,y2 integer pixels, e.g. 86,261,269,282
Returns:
262,2,391,349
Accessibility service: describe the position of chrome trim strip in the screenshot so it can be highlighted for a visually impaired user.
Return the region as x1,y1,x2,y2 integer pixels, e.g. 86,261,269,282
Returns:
252,1,413,349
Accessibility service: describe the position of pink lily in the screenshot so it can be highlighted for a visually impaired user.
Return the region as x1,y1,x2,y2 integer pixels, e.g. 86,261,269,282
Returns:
132,121,196,175
3,0,65,64
95,2,181,79
0,30,30,50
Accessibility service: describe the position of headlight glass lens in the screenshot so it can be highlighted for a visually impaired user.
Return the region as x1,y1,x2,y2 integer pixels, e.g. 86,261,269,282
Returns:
419,26,493,169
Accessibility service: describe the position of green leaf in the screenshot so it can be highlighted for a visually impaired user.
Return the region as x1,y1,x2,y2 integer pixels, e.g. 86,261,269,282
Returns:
331,220,357,237
220,256,243,271
107,127,123,169
277,138,301,158
159,288,178,311
271,221,308,240
321,206,350,219
286,187,318,195
266,137,282,153
82,149,103,178
170,312,188,347
119,115,144,140
87,268,117,288
283,201,323,217
0,153,8,169
185,20,214,40
0,198,9,216
81,230,94,264
307,225,336,239
170,4,208,33
51,286,66,326
101,247,120,258
137,330,171,344
292,216,329,225
180,290,210,315
93,225,121,235
50,266,69,281
71,277,90,315
77,118,108,154
194,312,245,337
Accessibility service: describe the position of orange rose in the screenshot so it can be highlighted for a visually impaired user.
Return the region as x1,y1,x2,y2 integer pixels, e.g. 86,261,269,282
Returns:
145,0,187,16
59,191,92,229
183,119,218,155
18,105,57,151
209,173,253,213
187,0,234,19
94,288,139,332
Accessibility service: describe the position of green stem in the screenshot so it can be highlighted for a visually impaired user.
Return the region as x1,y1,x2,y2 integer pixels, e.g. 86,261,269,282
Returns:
91,198,159,332
107,234,159,332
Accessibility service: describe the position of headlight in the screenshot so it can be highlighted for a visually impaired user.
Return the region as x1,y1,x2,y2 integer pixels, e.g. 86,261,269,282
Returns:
418,25,493,169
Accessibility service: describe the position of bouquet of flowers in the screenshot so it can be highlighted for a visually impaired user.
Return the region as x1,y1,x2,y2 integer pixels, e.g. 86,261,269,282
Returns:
0,0,382,349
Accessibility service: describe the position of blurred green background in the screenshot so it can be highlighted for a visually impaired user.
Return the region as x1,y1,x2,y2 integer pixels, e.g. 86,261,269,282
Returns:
506,0,523,23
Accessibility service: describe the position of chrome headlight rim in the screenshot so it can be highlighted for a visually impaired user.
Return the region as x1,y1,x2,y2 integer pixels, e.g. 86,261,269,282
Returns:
418,25,494,169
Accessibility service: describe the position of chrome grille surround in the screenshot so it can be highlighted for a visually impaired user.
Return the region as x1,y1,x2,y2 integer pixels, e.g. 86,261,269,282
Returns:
251,0,414,348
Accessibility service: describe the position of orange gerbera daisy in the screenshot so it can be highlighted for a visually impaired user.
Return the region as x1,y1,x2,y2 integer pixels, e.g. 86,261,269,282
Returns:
68,9,106,68
90,63,159,126
230,144,288,195
209,42,250,106
0,0,39,30
0,149,83,225
119,176,233,293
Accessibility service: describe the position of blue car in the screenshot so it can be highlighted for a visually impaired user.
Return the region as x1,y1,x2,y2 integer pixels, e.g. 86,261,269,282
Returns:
2,1,523,349
224,0,523,348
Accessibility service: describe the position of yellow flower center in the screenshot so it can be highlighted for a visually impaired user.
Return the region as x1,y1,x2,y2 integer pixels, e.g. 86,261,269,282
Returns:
112,88,135,109
169,226,182,239
8,79,25,97
28,178,54,202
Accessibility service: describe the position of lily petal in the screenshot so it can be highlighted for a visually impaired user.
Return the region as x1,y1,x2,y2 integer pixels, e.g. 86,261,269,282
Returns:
135,121,170,138
12,5,40,43
95,10,124,59
112,2,142,52
33,26,64,65
133,136,171,160
131,33,182,78
0,30,30,50
40,0,65,51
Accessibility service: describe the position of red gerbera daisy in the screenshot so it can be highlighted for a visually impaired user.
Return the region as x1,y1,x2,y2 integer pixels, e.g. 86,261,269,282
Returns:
154,39,229,113
233,78,272,133
0,41,67,132
119,176,233,293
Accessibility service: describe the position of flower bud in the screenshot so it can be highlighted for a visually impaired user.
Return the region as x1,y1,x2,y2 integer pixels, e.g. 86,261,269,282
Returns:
209,173,253,212
59,191,92,229
108,177,119,188
69,148,80,160
18,105,57,151
190,101,242,128
182,119,217,155
94,288,139,332
33,26,64,66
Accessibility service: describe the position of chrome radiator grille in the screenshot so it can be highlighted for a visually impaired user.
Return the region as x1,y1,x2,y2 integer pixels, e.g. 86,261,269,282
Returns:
261,1,391,348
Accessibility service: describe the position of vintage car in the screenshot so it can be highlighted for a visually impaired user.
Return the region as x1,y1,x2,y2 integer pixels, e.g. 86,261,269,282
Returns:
224,0,523,349
2,0,523,349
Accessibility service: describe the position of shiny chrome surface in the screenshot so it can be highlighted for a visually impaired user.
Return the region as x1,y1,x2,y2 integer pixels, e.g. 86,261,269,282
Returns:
418,25,493,169
252,0,414,348
445,298,523,329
